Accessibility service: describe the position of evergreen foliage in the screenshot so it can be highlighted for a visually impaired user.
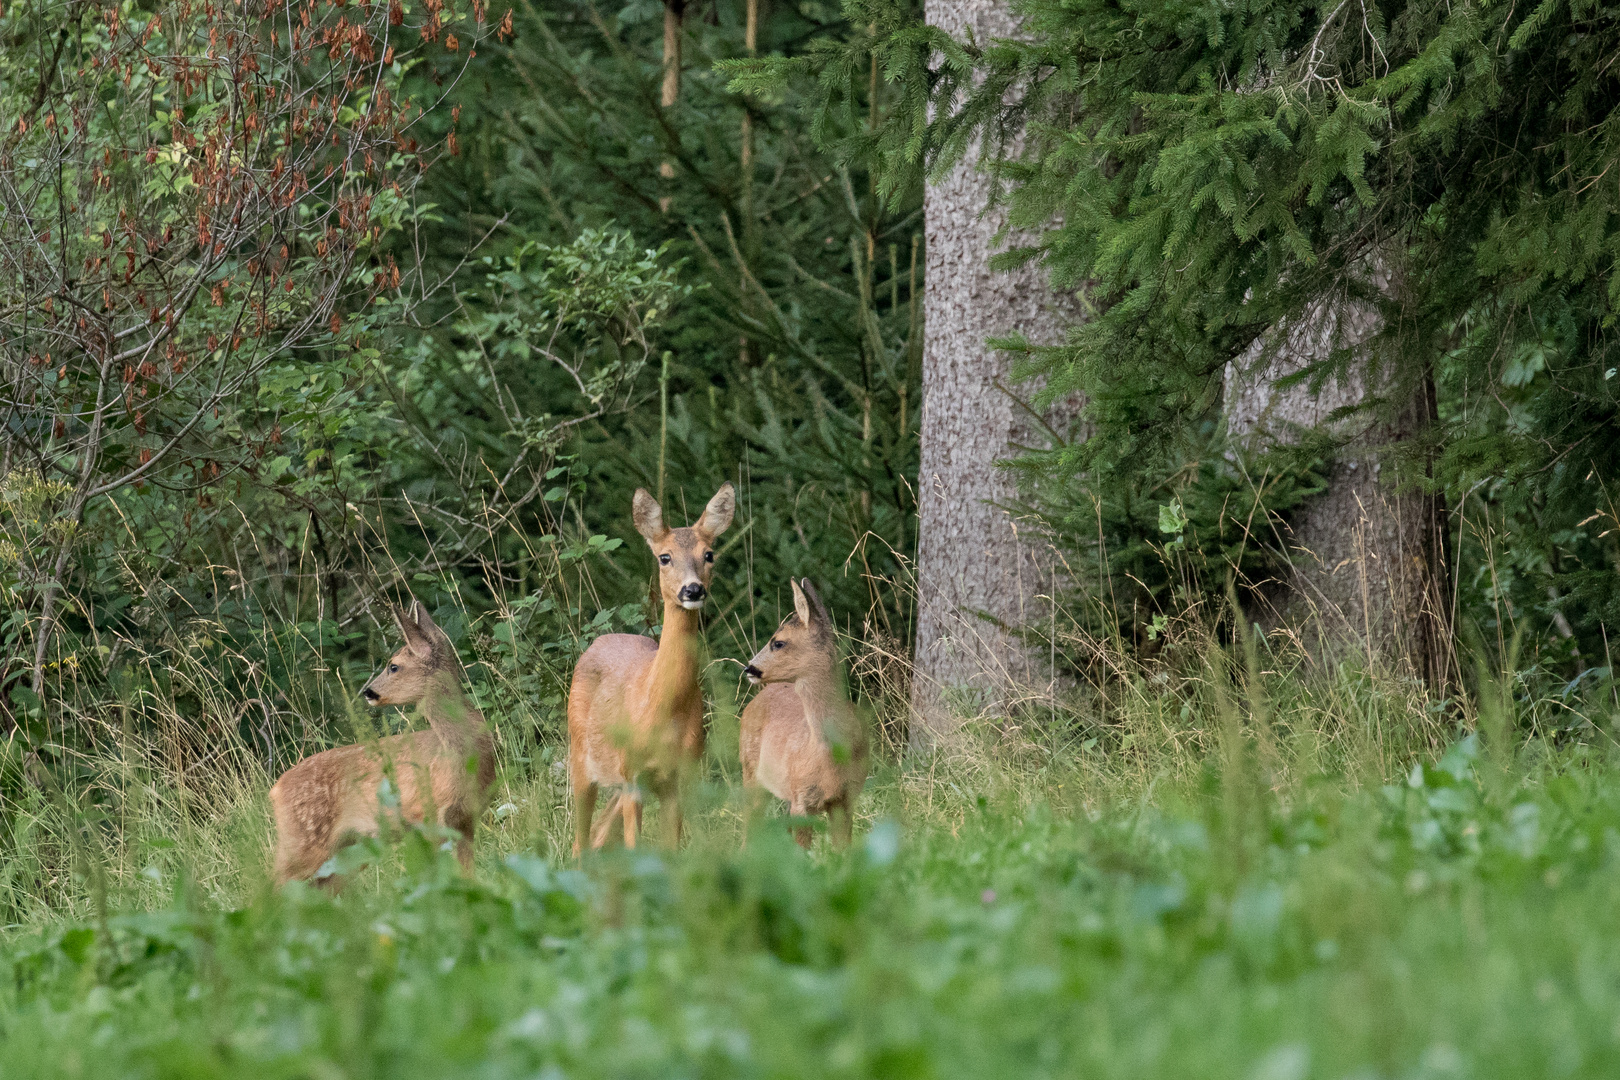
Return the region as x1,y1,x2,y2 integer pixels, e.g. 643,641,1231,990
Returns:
355,0,927,683
746,0,1620,670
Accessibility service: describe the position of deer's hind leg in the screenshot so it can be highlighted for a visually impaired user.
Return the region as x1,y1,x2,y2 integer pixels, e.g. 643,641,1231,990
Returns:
272,829,331,888
270,771,345,887
270,798,314,886
442,803,476,874
828,795,854,849
788,796,814,850
572,779,598,858
567,679,598,858
454,833,474,874
653,775,682,849
621,789,642,849
741,784,769,848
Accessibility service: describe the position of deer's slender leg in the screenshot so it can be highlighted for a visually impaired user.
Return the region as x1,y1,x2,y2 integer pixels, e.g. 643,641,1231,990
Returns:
649,775,680,849
742,784,768,847
573,780,598,858
789,797,813,850
622,790,640,849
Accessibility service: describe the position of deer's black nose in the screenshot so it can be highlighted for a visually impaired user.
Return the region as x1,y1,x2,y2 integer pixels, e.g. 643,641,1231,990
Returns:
743,665,763,683
678,583,707,603
361,686,380,702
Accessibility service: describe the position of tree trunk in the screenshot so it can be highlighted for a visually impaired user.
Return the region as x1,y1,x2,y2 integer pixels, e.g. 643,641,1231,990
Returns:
738,0,759,363
910,0,1081,746
1225,272,1451,685
658,0,685,213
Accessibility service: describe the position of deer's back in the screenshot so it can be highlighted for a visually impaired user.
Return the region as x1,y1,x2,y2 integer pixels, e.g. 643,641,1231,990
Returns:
271,727,489,844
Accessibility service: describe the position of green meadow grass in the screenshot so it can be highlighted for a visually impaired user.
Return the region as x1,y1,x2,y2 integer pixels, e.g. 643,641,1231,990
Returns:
3,663,1620,1080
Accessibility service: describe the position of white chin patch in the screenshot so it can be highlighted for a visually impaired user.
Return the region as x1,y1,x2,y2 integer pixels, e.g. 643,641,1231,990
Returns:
746,675,762,686
679,599,705,611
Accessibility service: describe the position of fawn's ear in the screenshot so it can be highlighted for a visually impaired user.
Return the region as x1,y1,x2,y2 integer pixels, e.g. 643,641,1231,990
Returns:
697,482,735,539
632,488,667,543
791,578,814,628
410,600,448,643
394,603,433,659
799,578,830,628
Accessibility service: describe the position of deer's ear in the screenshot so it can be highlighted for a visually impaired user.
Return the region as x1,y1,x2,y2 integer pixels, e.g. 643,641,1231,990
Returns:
632,488,667,543
395,603,433,659
791,578,813,628
411,600,446,642
697,482,735,539
799,578,830,627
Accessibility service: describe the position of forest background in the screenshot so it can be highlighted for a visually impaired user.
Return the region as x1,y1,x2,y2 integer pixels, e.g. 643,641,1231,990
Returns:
0,0,927,775
1,2,1620,1076
0,0,1618,894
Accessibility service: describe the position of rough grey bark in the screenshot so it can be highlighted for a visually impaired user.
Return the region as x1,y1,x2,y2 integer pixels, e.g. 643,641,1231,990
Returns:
1225,272,1450,685
910,0,1082,746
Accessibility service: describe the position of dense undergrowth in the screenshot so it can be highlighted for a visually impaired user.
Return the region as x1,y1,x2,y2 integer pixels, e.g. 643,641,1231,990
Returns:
2,641,1618,1078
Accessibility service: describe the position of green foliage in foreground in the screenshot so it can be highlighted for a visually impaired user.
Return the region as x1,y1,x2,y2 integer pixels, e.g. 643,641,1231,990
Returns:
8,733,1620,1077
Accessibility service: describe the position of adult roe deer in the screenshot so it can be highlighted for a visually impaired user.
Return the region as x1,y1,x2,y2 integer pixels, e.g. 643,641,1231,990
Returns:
268,601,495,886
568,482,735,854
740,578,868,848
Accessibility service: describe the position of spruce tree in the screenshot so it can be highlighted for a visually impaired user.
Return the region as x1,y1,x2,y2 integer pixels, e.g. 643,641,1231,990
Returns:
749,0,1620,673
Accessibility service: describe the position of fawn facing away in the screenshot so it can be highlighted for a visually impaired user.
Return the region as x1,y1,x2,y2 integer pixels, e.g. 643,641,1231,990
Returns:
568,482,735,854
741,578,868,848
268,601,495,886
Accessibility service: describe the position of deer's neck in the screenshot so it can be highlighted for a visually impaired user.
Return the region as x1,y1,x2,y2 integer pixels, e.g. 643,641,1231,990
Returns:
419,673,485,733
646,601,702,715
793,666,849,741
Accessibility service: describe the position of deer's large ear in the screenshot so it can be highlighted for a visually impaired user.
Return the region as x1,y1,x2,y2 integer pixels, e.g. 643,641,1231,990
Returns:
791,578,814,628
799,578,830,628
395,603,433,659
697,482,735,539
411,600,447,643
632,488,667,543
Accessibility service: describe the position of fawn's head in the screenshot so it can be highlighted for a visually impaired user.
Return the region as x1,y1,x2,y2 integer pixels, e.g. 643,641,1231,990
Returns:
633,482,735,610
361,600,459,706
744,578,834,685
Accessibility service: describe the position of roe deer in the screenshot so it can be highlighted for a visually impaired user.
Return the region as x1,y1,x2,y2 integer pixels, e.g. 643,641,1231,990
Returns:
740,578,868,848
268,601,495,886
568,482,735,855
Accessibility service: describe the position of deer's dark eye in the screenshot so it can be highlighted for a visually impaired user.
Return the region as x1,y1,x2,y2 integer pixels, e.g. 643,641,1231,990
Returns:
770,639,785,651
704,551,714,563
388,663,399,674
659,554,672,566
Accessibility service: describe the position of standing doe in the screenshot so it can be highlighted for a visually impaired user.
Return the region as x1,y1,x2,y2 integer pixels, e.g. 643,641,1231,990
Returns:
740,578,868,848
268,601,495,886
568,482,735,854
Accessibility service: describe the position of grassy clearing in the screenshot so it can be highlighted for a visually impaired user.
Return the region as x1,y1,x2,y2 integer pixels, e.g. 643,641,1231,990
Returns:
2,638,1619,1079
